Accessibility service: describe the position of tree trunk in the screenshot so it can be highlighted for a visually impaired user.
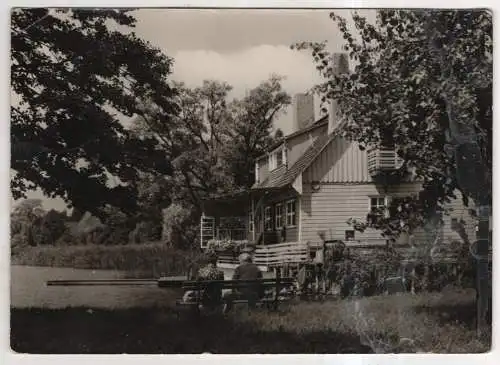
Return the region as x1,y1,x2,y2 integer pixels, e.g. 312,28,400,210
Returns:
475,205,491,336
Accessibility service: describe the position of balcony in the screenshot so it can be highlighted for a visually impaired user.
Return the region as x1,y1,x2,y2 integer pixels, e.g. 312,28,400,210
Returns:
367,147,403,176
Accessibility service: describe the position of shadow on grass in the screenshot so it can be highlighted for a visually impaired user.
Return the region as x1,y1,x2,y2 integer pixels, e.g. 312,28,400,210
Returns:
11,306,374,354
413,300,478,329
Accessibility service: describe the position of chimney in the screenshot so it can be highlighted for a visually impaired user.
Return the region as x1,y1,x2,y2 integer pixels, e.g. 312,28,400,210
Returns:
292,93,315,132
328,53,349,134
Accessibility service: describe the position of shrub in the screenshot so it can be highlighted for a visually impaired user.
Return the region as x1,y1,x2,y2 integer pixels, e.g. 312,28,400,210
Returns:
162,204,199,249
11,242,204,277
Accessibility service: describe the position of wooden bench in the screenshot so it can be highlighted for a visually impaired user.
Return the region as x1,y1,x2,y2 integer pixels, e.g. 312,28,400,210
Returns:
161,273,296,315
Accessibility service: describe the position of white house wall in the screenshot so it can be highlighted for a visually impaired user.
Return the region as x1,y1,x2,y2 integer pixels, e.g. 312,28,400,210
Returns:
300,136,478,247
303,135,372,183
300,182,424,245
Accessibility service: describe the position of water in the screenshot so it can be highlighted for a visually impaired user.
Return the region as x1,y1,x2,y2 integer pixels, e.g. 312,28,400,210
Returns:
10,265,275,309
10,265,182,309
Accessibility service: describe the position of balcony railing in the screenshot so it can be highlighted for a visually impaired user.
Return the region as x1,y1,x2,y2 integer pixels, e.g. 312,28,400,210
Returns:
367,148,403,175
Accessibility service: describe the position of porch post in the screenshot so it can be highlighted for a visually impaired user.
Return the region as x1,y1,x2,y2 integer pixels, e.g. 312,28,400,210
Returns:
298,195,302,243
262,194,265,245
252,196,255,242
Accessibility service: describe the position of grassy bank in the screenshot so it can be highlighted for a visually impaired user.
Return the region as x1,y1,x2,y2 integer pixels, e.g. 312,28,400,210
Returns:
11,243,202,277
11,288,489,354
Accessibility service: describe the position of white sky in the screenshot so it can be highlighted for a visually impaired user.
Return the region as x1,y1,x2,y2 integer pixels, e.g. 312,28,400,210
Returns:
16,8,376,211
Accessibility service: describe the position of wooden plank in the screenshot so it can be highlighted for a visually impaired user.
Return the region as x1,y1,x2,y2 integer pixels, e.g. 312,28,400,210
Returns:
256,241,304,249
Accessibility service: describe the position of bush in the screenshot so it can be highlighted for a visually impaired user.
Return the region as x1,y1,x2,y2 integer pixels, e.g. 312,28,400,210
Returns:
162,204,199,249
11,242,204,277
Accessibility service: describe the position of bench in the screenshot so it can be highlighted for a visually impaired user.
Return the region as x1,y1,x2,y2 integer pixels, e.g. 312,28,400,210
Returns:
165,274,296,315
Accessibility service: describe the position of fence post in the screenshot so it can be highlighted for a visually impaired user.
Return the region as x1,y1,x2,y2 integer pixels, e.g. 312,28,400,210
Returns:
274,267,281,310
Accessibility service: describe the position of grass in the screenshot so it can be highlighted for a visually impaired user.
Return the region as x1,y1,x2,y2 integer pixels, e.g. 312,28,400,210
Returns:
10,287,490,354
11,242,202,277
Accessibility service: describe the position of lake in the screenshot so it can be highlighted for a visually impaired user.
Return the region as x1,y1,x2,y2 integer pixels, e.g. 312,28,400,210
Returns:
10,265,272,309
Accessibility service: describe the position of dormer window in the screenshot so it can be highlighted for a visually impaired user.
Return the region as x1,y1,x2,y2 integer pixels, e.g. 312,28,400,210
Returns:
269,146,286,171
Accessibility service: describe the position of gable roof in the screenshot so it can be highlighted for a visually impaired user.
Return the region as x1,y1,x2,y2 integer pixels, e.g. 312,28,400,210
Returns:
256,115,329,161
252,119,346,190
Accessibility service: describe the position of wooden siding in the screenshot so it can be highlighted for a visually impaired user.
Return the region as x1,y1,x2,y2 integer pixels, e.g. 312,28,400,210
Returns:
301,182,423,245
303,135,372,183
300,182,477,248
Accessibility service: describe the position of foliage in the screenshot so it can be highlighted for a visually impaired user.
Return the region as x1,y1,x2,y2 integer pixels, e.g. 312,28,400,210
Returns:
293,10,492,239
161,204,199,249
11,199,46,249
224,75,291,187
132,76,289,211
11,242,203,277
11,8,177,216
36,209,67,245
207,239,249,252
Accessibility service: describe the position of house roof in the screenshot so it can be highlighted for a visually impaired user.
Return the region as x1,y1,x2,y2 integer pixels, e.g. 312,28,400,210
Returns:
256,115,329,161
252,120,346,191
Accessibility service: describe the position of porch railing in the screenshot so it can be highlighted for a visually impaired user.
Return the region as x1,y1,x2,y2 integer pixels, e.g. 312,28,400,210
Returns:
216,228,247,242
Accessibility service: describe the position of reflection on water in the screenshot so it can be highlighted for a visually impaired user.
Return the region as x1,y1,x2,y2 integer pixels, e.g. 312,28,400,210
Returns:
11,265,275,309
10,265,181,309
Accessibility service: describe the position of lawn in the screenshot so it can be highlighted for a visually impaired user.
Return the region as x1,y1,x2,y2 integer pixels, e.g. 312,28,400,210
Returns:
10,287,490,354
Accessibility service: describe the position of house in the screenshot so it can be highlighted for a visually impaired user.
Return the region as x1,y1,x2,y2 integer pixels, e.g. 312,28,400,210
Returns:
200,53,478,269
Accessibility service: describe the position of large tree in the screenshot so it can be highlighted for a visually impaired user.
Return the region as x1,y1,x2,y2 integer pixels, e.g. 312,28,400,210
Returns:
294,9,492,333
225,75,290,188
133,77,289,210
294,10,491,238
11,8,177,217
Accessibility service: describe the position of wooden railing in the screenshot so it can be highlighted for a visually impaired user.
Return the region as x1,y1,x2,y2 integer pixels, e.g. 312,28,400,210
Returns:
367,148,403,175
254,242,309,267
216,228,247,241
217,241,308,271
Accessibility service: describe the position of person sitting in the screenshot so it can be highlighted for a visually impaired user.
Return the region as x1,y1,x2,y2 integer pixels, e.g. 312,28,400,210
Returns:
182,251,224,310
222,253,263,314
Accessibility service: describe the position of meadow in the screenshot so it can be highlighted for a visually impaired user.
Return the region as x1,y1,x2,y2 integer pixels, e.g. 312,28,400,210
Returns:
11,281,489,354
10,244,490,354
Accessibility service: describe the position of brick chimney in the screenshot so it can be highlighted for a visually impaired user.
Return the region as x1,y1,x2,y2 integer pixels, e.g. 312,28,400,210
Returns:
292,93,315,132
328,53,349,134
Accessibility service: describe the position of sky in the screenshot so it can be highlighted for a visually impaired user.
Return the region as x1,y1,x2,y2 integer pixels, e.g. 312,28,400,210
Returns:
16,8,376,211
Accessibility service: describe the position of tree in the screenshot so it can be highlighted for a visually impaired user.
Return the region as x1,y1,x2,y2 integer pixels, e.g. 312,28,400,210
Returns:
133,76,289,209
162,204,199,249
11,9,177,217
224,75,291,187
10,199,45,248
294,10,491,236
295,9,492,333
37,209,67,245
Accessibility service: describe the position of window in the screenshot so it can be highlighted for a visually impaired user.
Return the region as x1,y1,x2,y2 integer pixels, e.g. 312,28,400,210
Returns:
286,199,296,226
345,230,355,241
369,196,390,220
255,162,260,183
264,206,273,231
275,203,283,229
269,147,285,170
249,210,254,232
269,153,276,170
